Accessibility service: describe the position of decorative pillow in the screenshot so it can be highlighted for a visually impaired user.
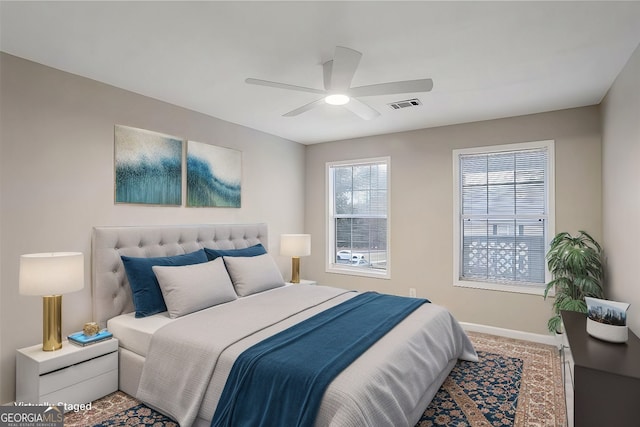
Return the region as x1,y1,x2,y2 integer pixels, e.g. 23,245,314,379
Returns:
223,253,285,297
121,249,208,318
152,258,237,318
204,243,267,261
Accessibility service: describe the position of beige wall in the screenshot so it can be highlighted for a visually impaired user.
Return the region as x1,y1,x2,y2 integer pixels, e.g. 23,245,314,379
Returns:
602,42,640,336
0,53,306,403
305,106,602,335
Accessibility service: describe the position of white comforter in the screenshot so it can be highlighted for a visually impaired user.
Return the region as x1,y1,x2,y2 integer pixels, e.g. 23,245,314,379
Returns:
137,285,477,427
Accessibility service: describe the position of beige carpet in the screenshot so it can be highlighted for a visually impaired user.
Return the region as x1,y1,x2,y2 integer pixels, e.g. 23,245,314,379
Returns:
65,332,566,426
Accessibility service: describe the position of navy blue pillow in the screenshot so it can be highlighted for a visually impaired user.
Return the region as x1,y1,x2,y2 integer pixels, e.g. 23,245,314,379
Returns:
204,243,267,261
121,249,208,318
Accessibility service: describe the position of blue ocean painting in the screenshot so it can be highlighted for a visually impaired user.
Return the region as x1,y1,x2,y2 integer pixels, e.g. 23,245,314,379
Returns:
114,125,182,205
187,141,241,207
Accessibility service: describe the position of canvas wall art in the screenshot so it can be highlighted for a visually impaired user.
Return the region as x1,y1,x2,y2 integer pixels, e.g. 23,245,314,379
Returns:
187,141,241,207
114,125,183,205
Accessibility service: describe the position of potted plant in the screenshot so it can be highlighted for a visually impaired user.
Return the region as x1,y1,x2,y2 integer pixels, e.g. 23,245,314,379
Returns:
544,230,604,333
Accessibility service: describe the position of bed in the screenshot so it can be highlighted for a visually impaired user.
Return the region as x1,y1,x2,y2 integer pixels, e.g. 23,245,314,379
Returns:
92,224,477,427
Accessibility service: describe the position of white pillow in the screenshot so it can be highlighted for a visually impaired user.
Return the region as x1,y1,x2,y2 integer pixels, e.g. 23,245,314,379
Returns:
152,258,237,318
223,254,285,297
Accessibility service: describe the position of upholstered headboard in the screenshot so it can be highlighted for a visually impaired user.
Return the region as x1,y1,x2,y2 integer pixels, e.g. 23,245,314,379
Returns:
91,223,268,328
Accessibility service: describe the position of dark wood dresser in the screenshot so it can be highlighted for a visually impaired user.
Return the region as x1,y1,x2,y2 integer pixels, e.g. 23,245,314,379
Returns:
561,310,640,427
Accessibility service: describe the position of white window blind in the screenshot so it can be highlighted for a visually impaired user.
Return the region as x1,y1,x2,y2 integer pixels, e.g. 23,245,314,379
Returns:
327,158,390,278
455,142,553,290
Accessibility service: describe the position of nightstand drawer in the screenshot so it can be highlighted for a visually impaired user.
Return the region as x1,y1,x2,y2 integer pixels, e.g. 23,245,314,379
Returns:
41,370,117,409
39,350,117,395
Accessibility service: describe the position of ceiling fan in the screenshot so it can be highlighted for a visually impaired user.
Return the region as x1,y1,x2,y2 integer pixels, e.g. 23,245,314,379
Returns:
245,46,433,120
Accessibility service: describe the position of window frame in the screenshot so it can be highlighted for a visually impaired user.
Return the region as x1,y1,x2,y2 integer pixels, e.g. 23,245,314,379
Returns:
326,157,391,279
452,140,555,295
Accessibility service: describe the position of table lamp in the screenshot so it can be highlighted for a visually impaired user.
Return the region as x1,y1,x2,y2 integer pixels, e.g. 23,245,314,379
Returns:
280,234,311,283
19,252,84,351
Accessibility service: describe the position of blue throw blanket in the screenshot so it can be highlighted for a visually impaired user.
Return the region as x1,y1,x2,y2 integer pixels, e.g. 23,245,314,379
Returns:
211,292,429,427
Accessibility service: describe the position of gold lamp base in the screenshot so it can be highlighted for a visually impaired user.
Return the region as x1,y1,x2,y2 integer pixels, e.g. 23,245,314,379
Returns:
291,257,300,283
42,295,62,351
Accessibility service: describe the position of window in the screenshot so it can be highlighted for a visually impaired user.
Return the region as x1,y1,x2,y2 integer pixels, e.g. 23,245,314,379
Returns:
453,141,554,294
327,157,390,278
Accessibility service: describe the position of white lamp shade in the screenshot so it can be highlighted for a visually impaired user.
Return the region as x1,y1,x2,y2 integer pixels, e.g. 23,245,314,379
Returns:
280,234,311,257
19,252,84,296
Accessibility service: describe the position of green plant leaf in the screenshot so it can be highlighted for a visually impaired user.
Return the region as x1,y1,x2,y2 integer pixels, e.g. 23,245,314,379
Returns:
557,298,587,314
573,276,604,298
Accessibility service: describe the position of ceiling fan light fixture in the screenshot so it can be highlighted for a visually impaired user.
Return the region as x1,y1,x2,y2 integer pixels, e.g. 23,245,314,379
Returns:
325,94,350,106
246,46,432,119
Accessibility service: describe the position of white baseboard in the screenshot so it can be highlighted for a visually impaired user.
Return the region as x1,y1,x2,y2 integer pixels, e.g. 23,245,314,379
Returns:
461,322,559,347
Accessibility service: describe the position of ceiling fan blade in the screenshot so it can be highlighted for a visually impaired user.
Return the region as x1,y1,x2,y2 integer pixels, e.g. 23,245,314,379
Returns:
283,98,326,117
348,79,433,97
245,78,325,95
323,60,333,91
329,46,362,91
343,98,380,120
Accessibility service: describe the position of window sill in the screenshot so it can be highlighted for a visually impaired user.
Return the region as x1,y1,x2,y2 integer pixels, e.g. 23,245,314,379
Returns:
454,279,547,296
327,264,390,280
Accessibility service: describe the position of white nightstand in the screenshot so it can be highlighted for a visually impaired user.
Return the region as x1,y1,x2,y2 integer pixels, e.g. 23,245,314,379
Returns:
286,279,317,286
16,338,118,409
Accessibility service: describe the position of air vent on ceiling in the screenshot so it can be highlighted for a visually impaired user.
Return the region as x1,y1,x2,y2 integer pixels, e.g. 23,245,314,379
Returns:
388,98,422,110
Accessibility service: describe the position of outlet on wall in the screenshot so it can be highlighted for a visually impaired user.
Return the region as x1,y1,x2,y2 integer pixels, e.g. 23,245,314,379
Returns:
409,288,417,298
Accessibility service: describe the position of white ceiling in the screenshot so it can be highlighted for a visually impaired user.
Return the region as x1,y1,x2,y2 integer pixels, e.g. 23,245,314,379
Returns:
2,1,640,144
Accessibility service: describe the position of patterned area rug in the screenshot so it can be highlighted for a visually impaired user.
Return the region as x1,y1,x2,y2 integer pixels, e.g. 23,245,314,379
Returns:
467,332,566,427
418,350,523,426
64,332,566,427
64,392,176,427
